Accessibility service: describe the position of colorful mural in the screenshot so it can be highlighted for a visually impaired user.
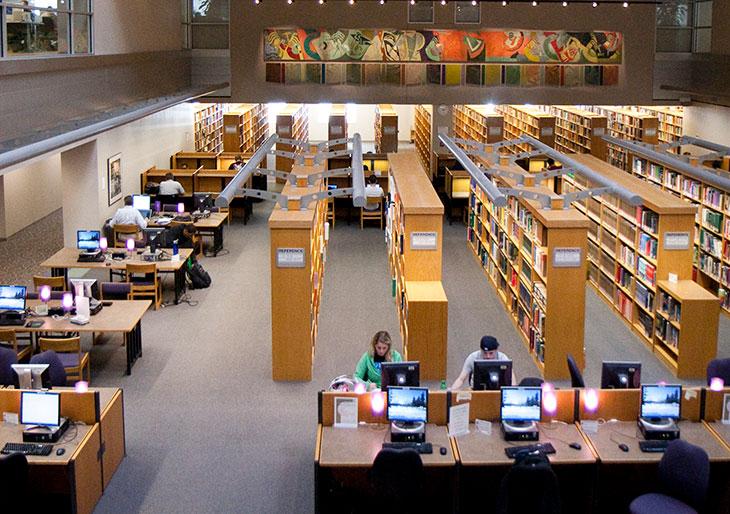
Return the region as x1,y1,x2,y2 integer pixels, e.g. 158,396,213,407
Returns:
264,29,623,65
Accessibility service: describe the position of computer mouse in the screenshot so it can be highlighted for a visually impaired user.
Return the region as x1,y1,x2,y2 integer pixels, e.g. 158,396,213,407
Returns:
618,443,629,452
56,448,65,456
440,446,447,456
569,442,582,450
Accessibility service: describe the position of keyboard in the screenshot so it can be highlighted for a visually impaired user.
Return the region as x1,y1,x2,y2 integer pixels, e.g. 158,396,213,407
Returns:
382,442,433,454
639,440,670,453
505,442,556,459
1,442,53,456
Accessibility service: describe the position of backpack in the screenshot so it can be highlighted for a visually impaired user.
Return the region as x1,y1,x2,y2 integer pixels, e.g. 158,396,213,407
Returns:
186,258,211,289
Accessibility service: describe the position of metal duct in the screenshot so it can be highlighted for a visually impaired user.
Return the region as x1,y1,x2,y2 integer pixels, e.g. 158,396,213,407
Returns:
215,134,278,208
681,136,730,155
351,134,366,208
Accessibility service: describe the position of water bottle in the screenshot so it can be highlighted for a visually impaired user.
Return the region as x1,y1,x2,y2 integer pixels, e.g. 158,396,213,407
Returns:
172,239,179,256
440,379,447,390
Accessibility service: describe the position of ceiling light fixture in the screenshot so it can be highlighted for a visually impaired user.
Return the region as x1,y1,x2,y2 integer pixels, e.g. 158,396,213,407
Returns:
562,1,567,5
502,0,507,5
441,0,447,5
531,0,537,5
592,1,598,6
471,0,477,5
348,0,354,4
623,1,628,6
410,0,416,5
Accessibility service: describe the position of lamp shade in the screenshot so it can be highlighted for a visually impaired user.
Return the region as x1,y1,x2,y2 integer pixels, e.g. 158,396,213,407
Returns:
370,390,385,415
39,285,51,303
99,237,108,252
126,237,135,252
62,292,73,312
177,202,185,214
710,377,725,391
584,388,599,412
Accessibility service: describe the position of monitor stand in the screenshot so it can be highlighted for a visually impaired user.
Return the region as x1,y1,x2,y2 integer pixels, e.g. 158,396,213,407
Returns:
390,420,426,443
638,417,680,440
501,420,539,441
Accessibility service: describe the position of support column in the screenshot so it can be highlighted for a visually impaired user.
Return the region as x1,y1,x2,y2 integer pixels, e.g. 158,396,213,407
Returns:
61,141,100,248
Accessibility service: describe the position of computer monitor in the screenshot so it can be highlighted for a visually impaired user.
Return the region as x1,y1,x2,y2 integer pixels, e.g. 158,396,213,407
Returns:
20,391,60,427
69,278,98,299
132,194,151,218
11,364,51,390
473,359,513,390
0,285,26,312
193,192,214,211
381,361,420,390
76,230,101,251
640,384,681,420
500,386,542,422
386,386,428,423
601,361,642,389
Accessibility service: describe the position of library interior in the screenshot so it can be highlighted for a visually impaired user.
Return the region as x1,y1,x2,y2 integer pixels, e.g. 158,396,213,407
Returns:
2,0,730,513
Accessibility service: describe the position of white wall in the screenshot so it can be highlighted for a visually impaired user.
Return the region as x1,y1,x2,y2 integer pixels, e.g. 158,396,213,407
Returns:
93,0,182,55
61,142,99,248
298,104,414,144
684,104,730,147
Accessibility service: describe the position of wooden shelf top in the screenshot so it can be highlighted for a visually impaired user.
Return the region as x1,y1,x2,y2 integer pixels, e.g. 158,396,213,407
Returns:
227,103,257,114
173,151,219,159
405,281,447,302
377,104,397,116
640,105,684,116
569,154,697,215
597,106,657,119
269,164,324,228
462,105,503,118
277,104,304,117
552,105,606,119
144,166,197,177
389,152,444,215
657,280,718,301
505,105,553,119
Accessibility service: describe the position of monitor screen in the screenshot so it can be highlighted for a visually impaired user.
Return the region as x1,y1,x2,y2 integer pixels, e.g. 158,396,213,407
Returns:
386,386,428,423
11,364,51,390
641,384,681,420
381,361,420,391
601,361,642,389
501,387,542,422
20,391,60,426
76,230,101,251
133,194,151,211
0,285,26,311
473,359,513,391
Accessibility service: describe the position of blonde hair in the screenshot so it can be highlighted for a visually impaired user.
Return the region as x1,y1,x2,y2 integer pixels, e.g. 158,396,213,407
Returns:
369,331,393,361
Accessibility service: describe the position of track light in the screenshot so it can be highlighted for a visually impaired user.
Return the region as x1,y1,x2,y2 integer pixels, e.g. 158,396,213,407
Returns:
287,0,292,4
562,1,567,5
379,0,385,4
410,0,415,5
623,1,628,6
592,1,598,6
318,0,324,4
502,0,507,5
348,0,354,4
253,0,260,4
531,0,537,5
440,0,447,5
471,0,477,5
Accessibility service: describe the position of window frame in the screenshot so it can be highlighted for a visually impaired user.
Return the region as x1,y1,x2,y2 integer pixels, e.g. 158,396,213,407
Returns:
183,0,229,50
655,0,713,55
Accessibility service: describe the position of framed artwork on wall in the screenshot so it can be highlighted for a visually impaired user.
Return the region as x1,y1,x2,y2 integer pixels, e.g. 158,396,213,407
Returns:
107,153,122,206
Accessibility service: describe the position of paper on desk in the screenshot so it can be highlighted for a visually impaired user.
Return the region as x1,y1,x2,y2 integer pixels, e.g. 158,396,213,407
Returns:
475,419,492,435
582,420,599,434
449,402,469,437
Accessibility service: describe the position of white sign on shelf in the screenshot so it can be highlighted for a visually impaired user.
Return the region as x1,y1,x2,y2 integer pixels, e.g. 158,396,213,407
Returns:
664,232,690,250
276,247,305,268
331,126,343,136
541,127,554,137
553,247,582,268
488,126,502,136
448,402,470,437
593,127,605,136
411,231,438,250
384,126,396,135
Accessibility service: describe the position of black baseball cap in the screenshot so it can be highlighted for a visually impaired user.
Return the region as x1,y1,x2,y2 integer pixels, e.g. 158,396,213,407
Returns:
480,336,499,351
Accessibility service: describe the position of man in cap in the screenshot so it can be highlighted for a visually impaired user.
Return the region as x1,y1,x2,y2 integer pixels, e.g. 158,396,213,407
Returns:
450,336,515,389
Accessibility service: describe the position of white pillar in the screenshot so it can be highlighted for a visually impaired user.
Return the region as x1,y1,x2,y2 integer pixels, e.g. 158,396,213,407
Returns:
61,141,99,248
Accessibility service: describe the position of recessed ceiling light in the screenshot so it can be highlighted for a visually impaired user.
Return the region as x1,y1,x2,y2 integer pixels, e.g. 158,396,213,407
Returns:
623,1,628,6
562,1,567,5
531,0,537,5
592,1,598,6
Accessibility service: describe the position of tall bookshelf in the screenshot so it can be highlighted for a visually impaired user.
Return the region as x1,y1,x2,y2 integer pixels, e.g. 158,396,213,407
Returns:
269,161,327,381
375,104,398,154
496,105,555,154
387,151,448,381
640,106,683,153
192,103,224,153
222,103,269,154
276,104,310,175
414,105,433,178
467,157,588,380
629,151,730,315
549,106,608,161
452,105,504,147
588,106,658,171
328,104,348,151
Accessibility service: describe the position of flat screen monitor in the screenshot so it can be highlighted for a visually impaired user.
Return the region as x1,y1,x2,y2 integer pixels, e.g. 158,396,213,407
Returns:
0,285,26,312
69,278,98,299
386,386,428,423
11,364,51,390
500,386,542,422
133,194,151,217
641,384,681,420
473,359,513,390
381,361,419,391
76,230,100,251
20,391,60,427
193,193,214,211
601,361,642,389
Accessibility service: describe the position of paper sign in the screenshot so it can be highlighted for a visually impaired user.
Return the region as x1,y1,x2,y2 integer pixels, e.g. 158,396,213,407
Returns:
582,420,599,434
593,127,605,136
225,126,237,134
334,397,358,428
488,126,502,136
331,126,343,135
448,402,470,437
541,127,554,137
456,391,472,402
684,389,697,400
475,419,492,435
664,232,690,250
553,247,582,268
645,128,657,137
278,125,291,135
75,296,90,320
411,231,438,250
384,126,396,135
276,248,305,268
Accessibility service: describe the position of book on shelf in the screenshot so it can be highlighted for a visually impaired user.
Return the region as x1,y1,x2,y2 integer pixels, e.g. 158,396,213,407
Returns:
658,290,682,321
702,208,723,233
638,233,658,260
637,207,659,234
637,257,656,286
635,281,654,310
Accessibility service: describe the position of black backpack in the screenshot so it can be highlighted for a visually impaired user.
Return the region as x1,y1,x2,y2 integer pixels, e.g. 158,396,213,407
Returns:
186,258,211,289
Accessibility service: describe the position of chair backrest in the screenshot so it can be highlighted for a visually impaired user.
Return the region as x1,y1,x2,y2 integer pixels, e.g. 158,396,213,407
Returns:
0,453,29,504
659,439,710,510
114,224,140,247
566,354,585,388
519,377,545,387
0,347,18,386
497,452,561,514
33,275,66,291
126,262,157,279
38,336,81,355
370,448,423,510
162,204,179,213
100,282,131,300
707,358,730,385
30,350,67,386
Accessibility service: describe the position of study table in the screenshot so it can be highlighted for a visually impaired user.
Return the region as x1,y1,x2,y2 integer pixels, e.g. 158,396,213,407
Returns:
41,247,193,304
149,212,228,256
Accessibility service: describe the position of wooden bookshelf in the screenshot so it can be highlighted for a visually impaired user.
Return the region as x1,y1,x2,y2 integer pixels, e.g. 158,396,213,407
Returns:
588,106,658,171
549,106,608,161
327,104,348,151
222,103,269,154
192,103,224,154
414,105,433,179
276,104,310,177
452,105,504,147
387,151,448,380
640,106,684,153
375,104,398,154
496,105,555,154
140,166,196,197
170,151,218,170
467,157,588,380
269,161,327,381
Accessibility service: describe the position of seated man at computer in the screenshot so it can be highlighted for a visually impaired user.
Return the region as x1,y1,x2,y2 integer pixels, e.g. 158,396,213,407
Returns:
110,195,147,229
451,335,515,389
363,174,384,211
158,173,185,196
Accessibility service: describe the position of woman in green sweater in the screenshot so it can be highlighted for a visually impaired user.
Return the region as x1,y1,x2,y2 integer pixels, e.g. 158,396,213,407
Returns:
354,331,403,390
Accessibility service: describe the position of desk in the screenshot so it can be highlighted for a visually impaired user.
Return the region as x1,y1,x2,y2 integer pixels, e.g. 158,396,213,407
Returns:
149,212,227,256
41,247,193,304
444,168,469,225
454,422,597,513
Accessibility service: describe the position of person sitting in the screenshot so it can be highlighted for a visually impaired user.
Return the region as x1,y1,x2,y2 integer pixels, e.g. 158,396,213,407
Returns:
228,155,244,170
354,331,402,390
161,224,198,249
110,195,147,229
158,173,185,196
364,174,384,211
450,336,515,389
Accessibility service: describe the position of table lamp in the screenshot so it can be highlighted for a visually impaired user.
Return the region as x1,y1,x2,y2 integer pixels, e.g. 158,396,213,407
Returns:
99,236,108,253
126,237,135,254
709,377,725,392
542,382,557,415
370,390,385,416
354,382,366,395
62,292,74,314
583,388,599,413
74,381,89,393
177,202,185,214
36,285,51,315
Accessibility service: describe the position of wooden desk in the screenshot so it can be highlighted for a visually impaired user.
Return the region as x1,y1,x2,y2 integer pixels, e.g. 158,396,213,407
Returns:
444,167,469,225
707,421,730,450
41,247,192,305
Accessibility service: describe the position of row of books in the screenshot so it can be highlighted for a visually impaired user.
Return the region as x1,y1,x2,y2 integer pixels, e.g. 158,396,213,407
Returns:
655,317,679,347
616,266,633,290
615,290,633,321
703,187,724,210
636,281,655,310
699,229,723,259
703,208,723,233
638,232,658,260
637,207,659,234
657,291,682,322
637,257,657,287
636,310,654,339
619,243,636,268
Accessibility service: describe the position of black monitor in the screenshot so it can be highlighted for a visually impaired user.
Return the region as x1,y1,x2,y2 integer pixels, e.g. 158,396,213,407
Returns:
601,361,642,389
143,227,165,250
472,359,513,391
386,386,428,423
381,361,419,390
193,192,214,211
76,230,101,251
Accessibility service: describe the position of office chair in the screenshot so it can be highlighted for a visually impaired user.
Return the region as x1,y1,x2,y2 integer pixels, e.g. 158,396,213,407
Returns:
370,448,424,513
100,281,131,301
0,453,29,508
360,199,383,230
707,358,730,386
326,196,336,229
497,451,561,514
0,347,18,386
32,275,66,291
30,350,67,387
0,329,32,362
566,354,585,388
519,377,545,387
630,439,710,514
161,203,179,213
126,262,161,310
38,336,90,384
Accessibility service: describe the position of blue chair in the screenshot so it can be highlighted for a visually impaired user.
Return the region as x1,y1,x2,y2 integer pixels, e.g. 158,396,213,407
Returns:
30,350,67,387
707,358,730,386
630,439,710,514
0,347,18,386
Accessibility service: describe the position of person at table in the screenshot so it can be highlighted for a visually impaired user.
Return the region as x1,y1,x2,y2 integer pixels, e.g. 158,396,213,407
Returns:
110,195,147,229
450,335,515,389
354,331,402,390
363,174,384,211
161,224,198,249
229,155,244,170
158,173,185,196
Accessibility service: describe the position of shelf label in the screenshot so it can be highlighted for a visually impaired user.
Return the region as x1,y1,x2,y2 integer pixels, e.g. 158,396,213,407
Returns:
330,126,343,136
541,127,554,137
645,128,657,137
384,126,396,135
488,126,502,136
593,127,605,136
553,247,582,268
411,231,438,250
664,232,690,250
276,247,305,268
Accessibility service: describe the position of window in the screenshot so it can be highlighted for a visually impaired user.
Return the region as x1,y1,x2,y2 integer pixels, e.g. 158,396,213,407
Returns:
454,1,480,24
656,0,712,54
0,0,91,58
408,1,434,24
182,0,229,50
